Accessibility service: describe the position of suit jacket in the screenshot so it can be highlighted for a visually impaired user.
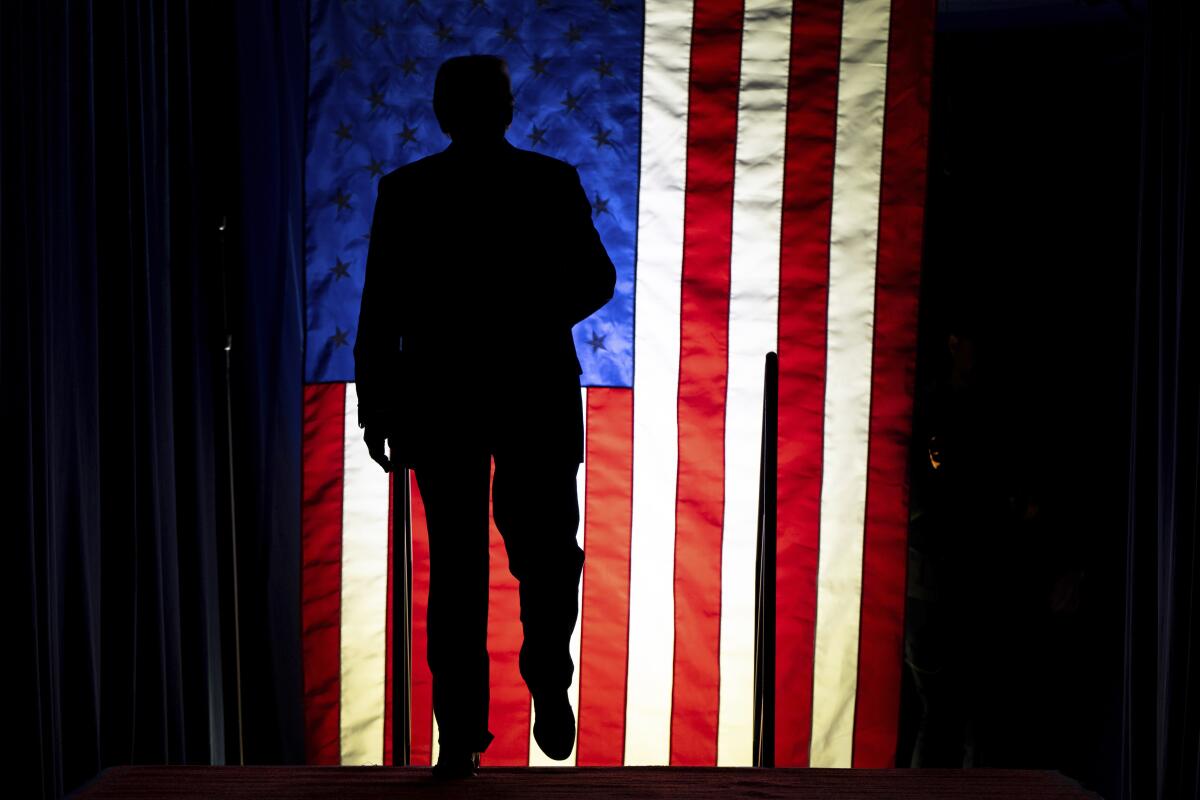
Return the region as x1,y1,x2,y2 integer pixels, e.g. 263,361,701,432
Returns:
353,137,616,465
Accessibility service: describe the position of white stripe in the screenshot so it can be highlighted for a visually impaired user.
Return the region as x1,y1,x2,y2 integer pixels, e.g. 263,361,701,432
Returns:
810,0,893,768
529,387,588,766
339,382,392,765
716,0,792,767
624,0,694,767
431,716,439,765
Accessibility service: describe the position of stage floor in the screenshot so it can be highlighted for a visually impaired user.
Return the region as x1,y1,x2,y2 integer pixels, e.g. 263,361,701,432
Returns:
72,765,1099,798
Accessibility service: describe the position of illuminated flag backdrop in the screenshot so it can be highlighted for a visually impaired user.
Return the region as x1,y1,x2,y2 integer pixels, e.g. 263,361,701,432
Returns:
301,0,933,770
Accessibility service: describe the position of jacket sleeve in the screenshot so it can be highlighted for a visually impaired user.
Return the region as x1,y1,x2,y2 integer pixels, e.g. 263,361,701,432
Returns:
559,165,617,326
353,175,403,431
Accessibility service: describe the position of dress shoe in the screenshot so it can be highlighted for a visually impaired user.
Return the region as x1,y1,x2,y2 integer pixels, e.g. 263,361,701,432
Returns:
432,748,481,779
532,688,575,761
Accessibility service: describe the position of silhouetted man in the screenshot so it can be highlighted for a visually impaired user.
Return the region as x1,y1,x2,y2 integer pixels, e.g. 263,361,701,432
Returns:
353,55,615,779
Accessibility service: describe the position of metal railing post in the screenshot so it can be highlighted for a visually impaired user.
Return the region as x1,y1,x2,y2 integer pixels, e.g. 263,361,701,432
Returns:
392,465,413,766
753,352,779,768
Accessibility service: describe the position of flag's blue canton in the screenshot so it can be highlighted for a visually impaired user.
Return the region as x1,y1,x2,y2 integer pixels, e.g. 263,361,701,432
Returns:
305,0,643,388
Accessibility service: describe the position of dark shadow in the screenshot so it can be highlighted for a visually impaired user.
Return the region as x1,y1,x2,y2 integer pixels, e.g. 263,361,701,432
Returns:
897,17,1142,797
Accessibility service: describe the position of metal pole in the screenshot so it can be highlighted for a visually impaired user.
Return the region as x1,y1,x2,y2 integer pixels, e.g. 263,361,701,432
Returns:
218,215,246,766
392,463,413,765
753,351,778,767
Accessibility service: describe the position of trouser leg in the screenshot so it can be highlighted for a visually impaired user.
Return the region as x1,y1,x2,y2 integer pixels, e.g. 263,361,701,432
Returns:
415,453,496,753
491,454,585,695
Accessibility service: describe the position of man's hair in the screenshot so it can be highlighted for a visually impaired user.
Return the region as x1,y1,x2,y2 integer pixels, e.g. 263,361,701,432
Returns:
433,55,514,138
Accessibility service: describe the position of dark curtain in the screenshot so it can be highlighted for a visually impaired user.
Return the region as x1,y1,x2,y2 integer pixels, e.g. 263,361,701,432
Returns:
3,1,306,797
225,0,308,771
1122,0,1199,798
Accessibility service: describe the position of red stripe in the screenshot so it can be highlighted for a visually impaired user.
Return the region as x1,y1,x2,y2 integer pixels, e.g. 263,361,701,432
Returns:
670,0,745,766
385,472,395,765
576,389,634,766
486,458,531,764
774,0,844,768
852,0,935,767
301,383,346,765
409,472,434,765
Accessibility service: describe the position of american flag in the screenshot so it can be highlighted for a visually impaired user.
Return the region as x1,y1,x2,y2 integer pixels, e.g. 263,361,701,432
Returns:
301,0,933,769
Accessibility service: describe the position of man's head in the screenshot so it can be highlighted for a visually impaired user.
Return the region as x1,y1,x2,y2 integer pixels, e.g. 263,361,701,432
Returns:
433,55,514,142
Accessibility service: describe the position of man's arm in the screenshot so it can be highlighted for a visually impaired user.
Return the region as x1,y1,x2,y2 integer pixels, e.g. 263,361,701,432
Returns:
353,174,402,469
559,165,616,326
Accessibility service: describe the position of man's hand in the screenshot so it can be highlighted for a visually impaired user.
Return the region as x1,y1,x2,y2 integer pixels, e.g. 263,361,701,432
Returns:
364,425,393,473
